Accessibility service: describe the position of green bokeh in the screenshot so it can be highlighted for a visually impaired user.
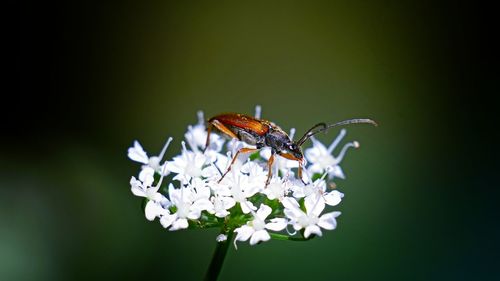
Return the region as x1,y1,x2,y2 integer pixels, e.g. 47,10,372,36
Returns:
11,1,496,281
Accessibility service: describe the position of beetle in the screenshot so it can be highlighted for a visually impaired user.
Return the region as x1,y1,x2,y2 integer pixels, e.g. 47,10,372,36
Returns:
204,112,376,186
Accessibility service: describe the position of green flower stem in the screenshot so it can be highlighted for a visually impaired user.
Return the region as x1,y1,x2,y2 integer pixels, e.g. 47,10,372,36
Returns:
204,230,235,281
270,233,314,241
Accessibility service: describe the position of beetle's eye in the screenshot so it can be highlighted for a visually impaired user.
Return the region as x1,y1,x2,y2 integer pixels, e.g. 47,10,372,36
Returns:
289,144,295,150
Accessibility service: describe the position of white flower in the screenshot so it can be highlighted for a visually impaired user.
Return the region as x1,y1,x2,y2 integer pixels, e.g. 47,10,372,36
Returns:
160,183,210,231
239,161,268,187
305,129,359,180
282,195,341,238
127,107,363,242
290,169,330,199
290,170,344,207
234,204,287,246
219,168,262,214
209,194,236,218
185,111,224,155
261,177,289,201
130,167,169,221
209,179,240,212
128,137,173,174
186,178,214,214
166,142,213,184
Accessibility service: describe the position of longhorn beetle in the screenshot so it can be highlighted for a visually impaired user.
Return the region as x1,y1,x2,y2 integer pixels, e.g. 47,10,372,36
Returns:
204,113,376,187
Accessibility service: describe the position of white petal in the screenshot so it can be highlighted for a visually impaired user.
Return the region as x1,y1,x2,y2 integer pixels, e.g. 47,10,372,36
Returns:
170,218,189,231
265,218,287,231
293,223,303,231
194,152,206,168
160,213,176,229
329,165,345,179
139,167,155,187
240,200,256,214
304,148,320,163
187,208,202,220
197,184,212,199
307,163,324,175
282,197,301,212
250,230,270,245
165,157,186,174
214,209,230,218
151,192,164,202
130,176,141,187
145,200,166,221
256,204,272,220
234,225,254,242
283,198,304,220
304,225,322,238
304,139,328,163
263,180,286,200
201,165,219,179
130,177,146,197
324,190,344,206
314,178,327,192
159,197,171,208
305,194,325,217
211,183,232,197
128,141,149,164
284,209,298,221
318,211,341,230
192,198,214,213
220,197,236,209
168,184,186,206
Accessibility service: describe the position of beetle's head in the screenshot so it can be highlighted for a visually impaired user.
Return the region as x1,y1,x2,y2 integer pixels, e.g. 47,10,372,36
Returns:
285,142,303,160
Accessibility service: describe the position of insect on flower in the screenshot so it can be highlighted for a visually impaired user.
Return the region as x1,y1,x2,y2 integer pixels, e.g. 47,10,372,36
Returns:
204,112,377,186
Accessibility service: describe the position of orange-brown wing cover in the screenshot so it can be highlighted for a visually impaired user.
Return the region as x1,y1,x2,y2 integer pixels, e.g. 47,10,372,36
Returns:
209,113,269,136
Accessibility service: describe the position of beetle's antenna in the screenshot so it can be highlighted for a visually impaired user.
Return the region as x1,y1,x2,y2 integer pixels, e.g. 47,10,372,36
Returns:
296,118,377,146
296,123,327,146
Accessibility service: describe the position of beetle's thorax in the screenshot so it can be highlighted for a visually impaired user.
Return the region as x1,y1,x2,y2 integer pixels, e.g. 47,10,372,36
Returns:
263,125,301,158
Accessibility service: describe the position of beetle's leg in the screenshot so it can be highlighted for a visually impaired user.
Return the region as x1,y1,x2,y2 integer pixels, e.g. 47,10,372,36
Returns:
218,147,259,183
265,153,275,187
204,119,239,152
278,152,306,184
298,161,307,185
203,123,212,152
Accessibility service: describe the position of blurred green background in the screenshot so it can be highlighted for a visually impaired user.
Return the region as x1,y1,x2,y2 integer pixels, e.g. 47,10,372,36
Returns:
12,1,496,281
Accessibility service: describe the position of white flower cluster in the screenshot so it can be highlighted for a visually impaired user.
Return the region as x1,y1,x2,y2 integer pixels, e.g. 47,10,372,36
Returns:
127,108,361,247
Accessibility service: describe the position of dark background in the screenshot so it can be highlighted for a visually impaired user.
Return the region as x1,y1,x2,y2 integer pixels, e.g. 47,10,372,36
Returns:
10,1,497,280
